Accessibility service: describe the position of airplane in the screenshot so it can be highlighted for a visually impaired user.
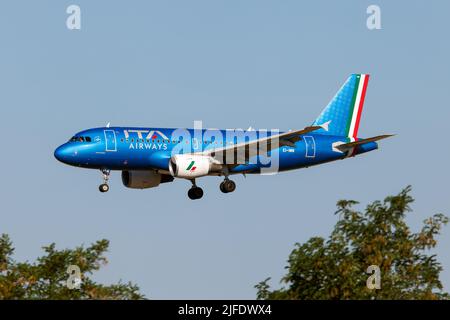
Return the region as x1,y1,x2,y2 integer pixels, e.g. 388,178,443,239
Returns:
54,74,392,200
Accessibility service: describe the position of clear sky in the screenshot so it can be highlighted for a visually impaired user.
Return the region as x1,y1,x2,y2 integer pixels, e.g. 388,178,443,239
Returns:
1,0,449,299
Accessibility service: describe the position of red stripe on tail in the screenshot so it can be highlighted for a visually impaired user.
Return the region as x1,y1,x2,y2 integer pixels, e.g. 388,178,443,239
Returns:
352,75,369,138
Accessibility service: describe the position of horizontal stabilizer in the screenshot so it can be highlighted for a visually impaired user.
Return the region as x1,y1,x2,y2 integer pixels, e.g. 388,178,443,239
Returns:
336,134,394,151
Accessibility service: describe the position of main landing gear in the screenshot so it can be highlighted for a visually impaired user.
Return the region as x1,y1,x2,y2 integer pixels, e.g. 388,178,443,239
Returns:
187,178,236,200
220,178,236,194
99,169,110,193
188,180,203,200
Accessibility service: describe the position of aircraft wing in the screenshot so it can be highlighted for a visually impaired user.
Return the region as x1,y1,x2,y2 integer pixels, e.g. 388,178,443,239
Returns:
335,134,394,151
198,122,330,165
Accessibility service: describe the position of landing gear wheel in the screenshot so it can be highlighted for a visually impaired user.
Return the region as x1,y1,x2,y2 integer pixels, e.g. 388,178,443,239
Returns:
220,179,236,193
220,182,227,193
99,169,111,193
99,183,109,193
188,187,203,200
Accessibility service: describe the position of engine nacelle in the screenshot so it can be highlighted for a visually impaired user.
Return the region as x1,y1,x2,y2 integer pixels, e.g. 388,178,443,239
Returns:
169,154,218,178
121,170,173,189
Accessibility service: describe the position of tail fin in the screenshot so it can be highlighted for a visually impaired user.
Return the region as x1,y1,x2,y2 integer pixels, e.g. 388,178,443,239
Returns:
312,74,370,138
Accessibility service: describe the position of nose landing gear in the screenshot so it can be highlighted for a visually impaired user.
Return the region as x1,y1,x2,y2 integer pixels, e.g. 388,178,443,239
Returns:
99,169,110,193
188,179,203,200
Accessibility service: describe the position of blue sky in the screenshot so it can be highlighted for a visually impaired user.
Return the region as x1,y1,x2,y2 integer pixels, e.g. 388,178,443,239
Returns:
0,0,449,298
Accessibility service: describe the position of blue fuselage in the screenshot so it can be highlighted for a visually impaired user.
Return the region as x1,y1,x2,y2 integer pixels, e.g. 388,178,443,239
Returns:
54,127,378,174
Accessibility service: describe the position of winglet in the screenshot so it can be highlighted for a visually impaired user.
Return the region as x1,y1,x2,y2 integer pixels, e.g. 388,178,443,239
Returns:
320,120,331,132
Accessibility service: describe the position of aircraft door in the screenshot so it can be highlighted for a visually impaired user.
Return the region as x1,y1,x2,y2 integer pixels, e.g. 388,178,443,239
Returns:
104,130,117,152
304,136,315,158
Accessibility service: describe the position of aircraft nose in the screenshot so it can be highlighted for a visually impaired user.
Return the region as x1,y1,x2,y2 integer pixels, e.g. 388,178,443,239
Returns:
54,145,71,163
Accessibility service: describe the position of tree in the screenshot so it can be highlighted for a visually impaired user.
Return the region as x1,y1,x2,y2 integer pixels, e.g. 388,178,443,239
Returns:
0,236,144,299
256,186,449,300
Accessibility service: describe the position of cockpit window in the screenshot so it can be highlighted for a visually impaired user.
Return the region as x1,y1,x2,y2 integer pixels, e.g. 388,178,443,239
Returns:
69,136,92,143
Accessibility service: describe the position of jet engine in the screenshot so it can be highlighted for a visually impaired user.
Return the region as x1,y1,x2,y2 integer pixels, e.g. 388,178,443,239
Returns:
121,170,174,189
169,154,221,178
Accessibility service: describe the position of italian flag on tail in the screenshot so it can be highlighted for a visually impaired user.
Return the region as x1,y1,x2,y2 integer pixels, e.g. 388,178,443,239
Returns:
313,73,393,157
346,74,369,140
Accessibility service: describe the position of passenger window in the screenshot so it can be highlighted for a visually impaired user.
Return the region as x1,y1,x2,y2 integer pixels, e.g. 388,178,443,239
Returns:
85,137,92,142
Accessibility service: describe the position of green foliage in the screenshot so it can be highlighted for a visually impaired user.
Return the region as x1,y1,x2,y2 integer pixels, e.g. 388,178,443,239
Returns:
0,236,144,299
256,186,449,300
